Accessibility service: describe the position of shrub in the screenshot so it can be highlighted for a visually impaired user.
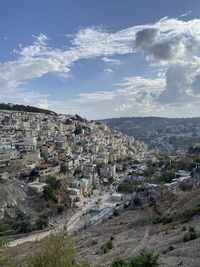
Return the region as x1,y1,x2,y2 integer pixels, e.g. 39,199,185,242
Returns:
151,216,163,224
101,240,113,254
57,204,65,214
118,181,138,193
151,215,172,225
130,249,161,267
181,204,200,221
0,236,8,250
179,182,193,192
133,197,142,206
20,233,90,267
183,226,198,242
0,176,5,183
35,214,49,230
182,226,187,231
0,221,11,233
60,165,67,174
35,207,44,213
111,257,129,267
9,211,33,233
157,170,175,183
113,209,119,217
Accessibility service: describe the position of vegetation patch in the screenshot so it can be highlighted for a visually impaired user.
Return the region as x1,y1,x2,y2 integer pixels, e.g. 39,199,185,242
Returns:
111,249,161,267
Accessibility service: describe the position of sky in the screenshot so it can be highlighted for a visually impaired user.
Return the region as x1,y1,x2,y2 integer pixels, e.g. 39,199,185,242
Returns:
1,0,200,119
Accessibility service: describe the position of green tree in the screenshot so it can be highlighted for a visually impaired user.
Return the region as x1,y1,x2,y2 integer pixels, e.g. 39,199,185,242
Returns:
35,214,49,230
11,211,33,233
43,176,61,201
157,170,175,183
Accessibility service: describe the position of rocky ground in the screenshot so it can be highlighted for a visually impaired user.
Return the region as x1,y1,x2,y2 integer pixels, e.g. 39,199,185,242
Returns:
75,188,200,267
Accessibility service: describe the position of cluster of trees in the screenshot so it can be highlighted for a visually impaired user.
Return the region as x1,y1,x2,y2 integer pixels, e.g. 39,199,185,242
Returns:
143,154,199,184
0,103,56,115
118,180,139,193
1,210,51,235
2,211,33,234
43,176,61,201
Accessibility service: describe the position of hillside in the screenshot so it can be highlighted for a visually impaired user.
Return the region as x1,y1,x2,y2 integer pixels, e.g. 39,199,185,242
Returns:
3,188,200,267
75,188,200,267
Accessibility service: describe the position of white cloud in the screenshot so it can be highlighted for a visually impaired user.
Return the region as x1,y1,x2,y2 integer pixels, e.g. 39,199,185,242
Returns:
2,16,200,95
2,17,200,118
179,10,192,18
38,100,49,110
101,57,121,65
56,76,165,118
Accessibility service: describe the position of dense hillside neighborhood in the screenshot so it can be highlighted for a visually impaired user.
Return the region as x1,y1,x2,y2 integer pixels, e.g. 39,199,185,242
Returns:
0,108,147,236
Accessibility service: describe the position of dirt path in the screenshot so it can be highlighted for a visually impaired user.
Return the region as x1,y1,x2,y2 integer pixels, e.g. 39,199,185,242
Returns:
132,225,150,253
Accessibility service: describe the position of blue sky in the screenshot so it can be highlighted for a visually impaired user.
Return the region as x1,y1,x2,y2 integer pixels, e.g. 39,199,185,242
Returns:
1,0,200,119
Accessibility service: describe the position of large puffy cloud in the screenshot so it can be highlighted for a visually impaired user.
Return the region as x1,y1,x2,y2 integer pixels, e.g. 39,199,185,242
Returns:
157,61,200,105
133,20,200,106
135,27,199,65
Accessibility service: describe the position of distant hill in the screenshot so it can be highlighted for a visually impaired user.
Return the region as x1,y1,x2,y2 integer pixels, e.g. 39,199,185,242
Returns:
0,103,56,115
100,116,200,150
100,116,200,135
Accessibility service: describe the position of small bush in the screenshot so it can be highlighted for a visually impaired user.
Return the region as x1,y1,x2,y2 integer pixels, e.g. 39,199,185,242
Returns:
151,216,163,224
113,210,119,217
182,226,187,231
57,204,65,214
183,226,197,242
181,205,200,221
0,236,9,250
101,240,113,254
35,207,44,213
130,249,161,267
179,182,193,192
111,257,129,267
151,215,172,225
0,221,12,233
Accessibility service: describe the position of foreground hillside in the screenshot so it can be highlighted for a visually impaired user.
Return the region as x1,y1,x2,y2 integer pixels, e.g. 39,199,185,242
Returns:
3,188,200,267
75,188,200,267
